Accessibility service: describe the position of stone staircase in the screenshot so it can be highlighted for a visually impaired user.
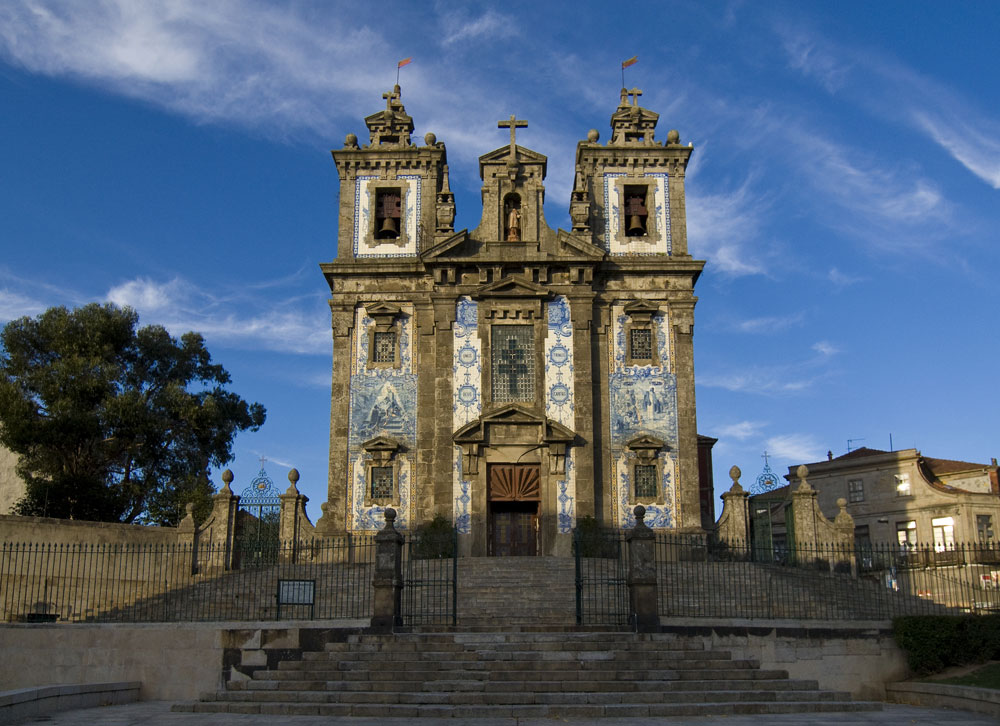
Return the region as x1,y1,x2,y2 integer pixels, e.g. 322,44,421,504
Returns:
174,630,882,717
456,556,578,628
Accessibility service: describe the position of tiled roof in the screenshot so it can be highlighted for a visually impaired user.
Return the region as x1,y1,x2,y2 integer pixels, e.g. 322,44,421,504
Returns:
923,456,989,476
831,447,890,461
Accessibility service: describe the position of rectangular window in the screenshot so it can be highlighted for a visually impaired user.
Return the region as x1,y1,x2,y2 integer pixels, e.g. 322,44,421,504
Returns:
634,464,657,499
491,325,535,402
932,516,955,552
848,479,864,503
629,328,653,361
370,466,394,500
978,514,994,542
372,331,396,363
897,520,917,550
895,473,911,497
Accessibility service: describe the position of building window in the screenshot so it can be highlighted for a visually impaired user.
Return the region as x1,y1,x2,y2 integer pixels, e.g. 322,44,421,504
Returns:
375,188,401,239
491,325,535,402
932,516,955,552
372,332,396,364
634,464,658,499
629,328,653,361
977,514,994,542
624,185,649,237
370,466,394,501
897,520,917,550
848,479,864,503
895,473,911,497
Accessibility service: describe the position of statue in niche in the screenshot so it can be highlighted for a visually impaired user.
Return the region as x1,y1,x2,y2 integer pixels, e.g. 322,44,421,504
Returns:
504,195,522,242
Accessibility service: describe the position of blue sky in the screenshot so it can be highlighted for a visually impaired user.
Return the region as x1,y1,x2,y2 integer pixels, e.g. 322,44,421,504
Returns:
1,1,998,520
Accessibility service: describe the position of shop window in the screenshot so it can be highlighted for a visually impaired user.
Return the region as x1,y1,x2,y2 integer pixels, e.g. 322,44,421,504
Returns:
977,514,994,542
895,473,911,497
897,520,917,550
932,516,955,552
848,478,864,503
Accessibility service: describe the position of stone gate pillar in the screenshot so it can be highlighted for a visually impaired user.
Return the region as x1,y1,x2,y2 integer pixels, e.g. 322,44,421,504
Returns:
626,505,659,632
372,508,404,629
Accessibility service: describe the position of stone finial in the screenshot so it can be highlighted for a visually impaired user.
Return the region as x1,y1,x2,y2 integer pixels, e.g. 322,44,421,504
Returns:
220,469,234,495
383,507,398,529
185,502,194,515
284,468,300,495
836,497,847,510
796,464,809,480
666,129,680,145
344,132,359,148
424,132,436,146
587,128,599,143
634,505,646,526
729,465,741,484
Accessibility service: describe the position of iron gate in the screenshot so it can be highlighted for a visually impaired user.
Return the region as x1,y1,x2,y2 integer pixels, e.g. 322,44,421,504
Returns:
236,466,281,567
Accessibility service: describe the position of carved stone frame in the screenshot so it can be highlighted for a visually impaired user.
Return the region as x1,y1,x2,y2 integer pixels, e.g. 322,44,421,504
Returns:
365,302,403,370
362,178,413,250
627,434,667,505
623,300,662,368
362,436,403,507
611,176,663,247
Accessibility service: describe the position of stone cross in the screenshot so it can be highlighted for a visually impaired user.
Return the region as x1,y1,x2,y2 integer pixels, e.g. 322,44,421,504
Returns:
498,114,528,158
627,87,643,106
383,88,400,111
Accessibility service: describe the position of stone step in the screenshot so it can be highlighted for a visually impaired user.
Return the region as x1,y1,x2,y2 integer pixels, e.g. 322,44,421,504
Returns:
297,648,732,663
210,687,851,705
175,700,881,717
228,676,825,694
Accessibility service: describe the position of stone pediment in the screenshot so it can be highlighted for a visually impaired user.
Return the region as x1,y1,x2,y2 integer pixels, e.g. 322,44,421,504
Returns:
421,230,470,260
623,300,662,323
454,404,576,445
626,434,667,451
479,145,548,174
557,230,606,260
472,276,551,301
364,302,402,317
362,435,404,453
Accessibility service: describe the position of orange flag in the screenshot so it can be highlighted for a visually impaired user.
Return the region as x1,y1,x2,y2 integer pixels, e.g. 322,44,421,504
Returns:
398,57,412,68
622,56,638,69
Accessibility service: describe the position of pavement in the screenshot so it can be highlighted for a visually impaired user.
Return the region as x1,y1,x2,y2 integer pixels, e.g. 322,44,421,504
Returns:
13,701,1000,725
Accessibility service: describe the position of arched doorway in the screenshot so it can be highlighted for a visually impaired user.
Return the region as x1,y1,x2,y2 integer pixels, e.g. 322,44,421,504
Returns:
488,463,539,556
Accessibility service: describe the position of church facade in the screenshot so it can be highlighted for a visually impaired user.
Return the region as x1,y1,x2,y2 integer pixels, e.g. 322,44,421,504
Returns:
321,86,705,556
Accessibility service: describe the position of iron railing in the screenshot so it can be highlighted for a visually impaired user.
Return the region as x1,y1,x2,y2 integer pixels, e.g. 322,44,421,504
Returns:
656,535,1000,619
573,528,628,626
401,529,458,626
0,537,375,623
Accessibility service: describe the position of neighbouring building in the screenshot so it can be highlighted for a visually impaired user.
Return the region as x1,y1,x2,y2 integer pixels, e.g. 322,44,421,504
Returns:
319,85,708,556
778,447,1000,550
0,445,22,515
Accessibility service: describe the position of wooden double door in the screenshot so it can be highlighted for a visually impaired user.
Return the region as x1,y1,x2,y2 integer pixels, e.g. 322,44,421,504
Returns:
488,464,540,557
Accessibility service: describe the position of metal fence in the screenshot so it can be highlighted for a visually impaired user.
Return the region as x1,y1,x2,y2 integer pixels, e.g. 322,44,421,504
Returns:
0,537,375,623
401,529,458,626
656,535,1000,620
573,528,628,626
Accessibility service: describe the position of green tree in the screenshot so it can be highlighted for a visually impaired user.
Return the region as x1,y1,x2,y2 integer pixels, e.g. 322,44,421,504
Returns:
0,303,266,524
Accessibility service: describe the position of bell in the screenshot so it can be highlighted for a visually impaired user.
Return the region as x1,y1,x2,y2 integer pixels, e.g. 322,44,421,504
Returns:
627,214,645,236
376,216,399,239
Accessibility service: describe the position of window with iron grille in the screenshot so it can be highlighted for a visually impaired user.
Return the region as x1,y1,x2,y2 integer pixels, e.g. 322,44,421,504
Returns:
848,478,864,503
634,464,658,499
370,466,394,500
372,332,395,363
491,325,534,402
630,328,653,361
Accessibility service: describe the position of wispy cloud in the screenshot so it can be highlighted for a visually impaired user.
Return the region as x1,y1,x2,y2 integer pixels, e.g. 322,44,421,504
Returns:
0,289,47,322
811,340,839,356
107,276,329,355
731,312,804,334
687,175,769,276
439,9,516,47
716,420,766,441
698,367,816,394
765,433,824,464
827,267,863,287
777,22,1000,190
